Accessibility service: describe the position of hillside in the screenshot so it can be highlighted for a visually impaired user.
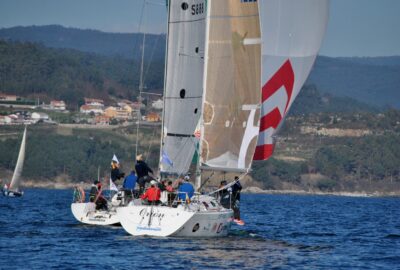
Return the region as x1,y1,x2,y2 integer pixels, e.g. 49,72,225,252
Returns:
1,25,400,108
0,109,399,194
289,84,378,115
307,56,400,108
0,25,165,61
0,40,164,107
0,39,377,114
251,109,400,194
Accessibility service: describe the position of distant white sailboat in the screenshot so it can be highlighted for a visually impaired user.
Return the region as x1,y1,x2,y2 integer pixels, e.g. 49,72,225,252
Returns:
2,127,27,197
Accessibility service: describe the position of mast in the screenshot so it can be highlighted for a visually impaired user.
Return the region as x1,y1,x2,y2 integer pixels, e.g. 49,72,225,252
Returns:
195,0,212,191
158,0,171,176
135,0,147,158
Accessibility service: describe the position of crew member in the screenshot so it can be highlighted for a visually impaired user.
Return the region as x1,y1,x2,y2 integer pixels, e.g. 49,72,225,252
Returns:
177,175,194,202
123,170,138,199
111,160,125,186
89,180,108,210
135,154,154,194
140,180,161,205
231,176,243,225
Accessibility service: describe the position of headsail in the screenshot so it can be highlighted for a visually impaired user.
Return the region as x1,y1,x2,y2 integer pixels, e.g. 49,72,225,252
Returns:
200,0,261,172
160,0,207,175
254,0,329,160
10,127,27,191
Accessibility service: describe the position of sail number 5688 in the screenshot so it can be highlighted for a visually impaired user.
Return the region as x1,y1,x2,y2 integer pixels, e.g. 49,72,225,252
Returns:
191,3,204,15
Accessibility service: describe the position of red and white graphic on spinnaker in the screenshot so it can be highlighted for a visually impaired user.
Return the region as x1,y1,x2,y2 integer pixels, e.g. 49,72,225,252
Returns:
253,59,294,160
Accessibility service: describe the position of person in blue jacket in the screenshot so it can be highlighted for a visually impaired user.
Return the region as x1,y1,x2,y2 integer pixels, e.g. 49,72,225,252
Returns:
177,175,194,202
123,170,137,199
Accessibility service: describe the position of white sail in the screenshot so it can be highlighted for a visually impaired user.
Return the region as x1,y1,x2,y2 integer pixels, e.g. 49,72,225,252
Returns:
10,127,27,192
160,0,207,175
254,0,329,160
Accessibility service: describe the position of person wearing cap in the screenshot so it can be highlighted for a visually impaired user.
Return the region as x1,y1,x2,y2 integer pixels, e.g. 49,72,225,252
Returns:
135,154,154,194
177,175,194,202
140,180,161,205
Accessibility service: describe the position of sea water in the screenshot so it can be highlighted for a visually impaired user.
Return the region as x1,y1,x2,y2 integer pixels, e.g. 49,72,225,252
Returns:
0,189,399,269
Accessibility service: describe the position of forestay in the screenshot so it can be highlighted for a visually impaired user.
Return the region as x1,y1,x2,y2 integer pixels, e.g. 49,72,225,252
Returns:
10,127,27,192
201,0,261,172
160,0,206,175
254,0,329,160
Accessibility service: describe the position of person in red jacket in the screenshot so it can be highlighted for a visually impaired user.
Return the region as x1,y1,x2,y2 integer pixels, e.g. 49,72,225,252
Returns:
140,180,161,205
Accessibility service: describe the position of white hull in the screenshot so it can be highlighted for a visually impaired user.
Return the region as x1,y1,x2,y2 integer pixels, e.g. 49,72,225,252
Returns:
71,203,119,226
2,189,23,197
117,195,233,237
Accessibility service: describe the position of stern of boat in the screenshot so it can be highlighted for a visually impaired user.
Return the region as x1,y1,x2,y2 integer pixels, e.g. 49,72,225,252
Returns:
71,202,119,225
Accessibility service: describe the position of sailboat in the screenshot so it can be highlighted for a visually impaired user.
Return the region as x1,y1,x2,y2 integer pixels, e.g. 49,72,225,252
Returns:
70,155,122,225
117,0,328,237
2,127,27,197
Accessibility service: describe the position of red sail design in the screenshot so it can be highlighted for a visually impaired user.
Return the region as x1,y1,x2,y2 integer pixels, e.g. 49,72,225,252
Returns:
254,60,294,160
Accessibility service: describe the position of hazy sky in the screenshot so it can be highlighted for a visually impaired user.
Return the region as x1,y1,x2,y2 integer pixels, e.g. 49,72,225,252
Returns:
0,0,399,57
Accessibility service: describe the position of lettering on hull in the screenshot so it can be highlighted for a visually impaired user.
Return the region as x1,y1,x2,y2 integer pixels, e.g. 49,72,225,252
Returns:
136,226,162,232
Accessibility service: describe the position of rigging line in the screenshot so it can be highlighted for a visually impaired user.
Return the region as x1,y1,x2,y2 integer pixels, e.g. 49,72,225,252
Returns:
198,171,215,191
143,33,163,84
178,52,204,59
142,0,165,103
146,0,164,5
164,96,202,100
145,127,158,162
207,173,247,196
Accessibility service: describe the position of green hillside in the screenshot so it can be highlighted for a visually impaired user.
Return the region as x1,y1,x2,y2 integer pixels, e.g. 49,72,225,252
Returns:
0,40,164,107
2,25,400,108
0,25,165,61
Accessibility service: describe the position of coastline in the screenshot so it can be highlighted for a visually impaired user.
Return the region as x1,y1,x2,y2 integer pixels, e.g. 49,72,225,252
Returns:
242,186,400,198
17,180,400,198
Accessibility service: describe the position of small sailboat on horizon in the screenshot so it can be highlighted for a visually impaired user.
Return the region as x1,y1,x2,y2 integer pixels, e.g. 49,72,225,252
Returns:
2,126,27,197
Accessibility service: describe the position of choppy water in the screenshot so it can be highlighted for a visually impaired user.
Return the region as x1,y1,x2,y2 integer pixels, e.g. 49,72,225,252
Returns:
1,189,399,269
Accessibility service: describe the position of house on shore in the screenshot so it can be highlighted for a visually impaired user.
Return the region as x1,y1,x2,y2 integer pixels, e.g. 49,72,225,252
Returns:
80,105,104,115
49,100,66,111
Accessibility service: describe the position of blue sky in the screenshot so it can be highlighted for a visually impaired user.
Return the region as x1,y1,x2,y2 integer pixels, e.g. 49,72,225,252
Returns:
0,0,399,57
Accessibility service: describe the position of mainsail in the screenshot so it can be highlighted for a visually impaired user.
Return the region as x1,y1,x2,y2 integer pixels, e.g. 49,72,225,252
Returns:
160,0,207,175
10,127,27,192
254,0,330,160
200,0,261,172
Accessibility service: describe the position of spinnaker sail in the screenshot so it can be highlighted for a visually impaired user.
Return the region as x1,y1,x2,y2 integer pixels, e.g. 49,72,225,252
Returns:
254,0,329,160
200,0,261,172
